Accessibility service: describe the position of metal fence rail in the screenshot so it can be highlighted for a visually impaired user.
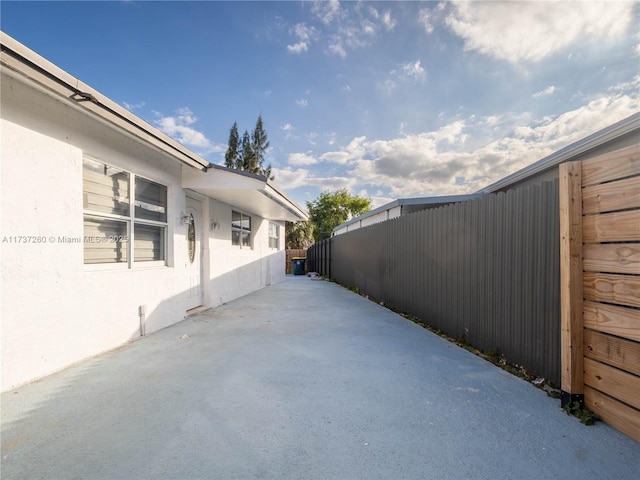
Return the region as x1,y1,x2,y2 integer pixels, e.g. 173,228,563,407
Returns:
309,180,561,384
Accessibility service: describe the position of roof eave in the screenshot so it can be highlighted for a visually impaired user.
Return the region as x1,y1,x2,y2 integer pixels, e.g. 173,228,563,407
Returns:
477,112,640,194
182,167,308,222
0,31,209,171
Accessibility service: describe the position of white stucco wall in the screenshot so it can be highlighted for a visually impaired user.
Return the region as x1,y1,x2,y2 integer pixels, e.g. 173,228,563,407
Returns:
1,70,287,391
207,198,285,306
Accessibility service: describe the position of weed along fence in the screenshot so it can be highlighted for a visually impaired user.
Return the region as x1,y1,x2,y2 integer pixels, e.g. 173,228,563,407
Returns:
309,180,562,384
560,145,640,442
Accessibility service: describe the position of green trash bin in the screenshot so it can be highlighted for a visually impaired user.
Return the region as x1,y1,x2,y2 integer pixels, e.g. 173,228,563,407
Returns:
292,257,306,275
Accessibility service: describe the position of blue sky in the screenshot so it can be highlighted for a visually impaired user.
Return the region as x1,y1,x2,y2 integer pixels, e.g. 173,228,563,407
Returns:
3,1,639,209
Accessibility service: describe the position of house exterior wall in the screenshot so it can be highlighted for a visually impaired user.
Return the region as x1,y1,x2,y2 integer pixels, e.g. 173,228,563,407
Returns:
207,197,285,306
1,68,286,391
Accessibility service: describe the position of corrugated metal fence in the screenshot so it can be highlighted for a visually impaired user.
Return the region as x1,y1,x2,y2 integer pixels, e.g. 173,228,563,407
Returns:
308,180,561,384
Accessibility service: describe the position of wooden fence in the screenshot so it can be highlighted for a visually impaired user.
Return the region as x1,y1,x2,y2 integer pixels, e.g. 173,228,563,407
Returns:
285,249,306,274
560,144,640,441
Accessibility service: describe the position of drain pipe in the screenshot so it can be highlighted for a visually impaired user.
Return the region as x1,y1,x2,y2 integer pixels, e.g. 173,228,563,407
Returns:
139,305,146,337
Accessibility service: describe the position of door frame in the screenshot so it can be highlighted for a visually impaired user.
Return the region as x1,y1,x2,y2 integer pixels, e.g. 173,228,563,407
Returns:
185,193,204,311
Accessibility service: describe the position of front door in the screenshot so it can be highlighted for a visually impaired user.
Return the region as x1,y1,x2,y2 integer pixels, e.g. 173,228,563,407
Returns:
185,196,203,310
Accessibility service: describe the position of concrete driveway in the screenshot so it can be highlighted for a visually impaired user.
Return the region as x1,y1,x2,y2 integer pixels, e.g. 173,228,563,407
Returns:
2,276,639,479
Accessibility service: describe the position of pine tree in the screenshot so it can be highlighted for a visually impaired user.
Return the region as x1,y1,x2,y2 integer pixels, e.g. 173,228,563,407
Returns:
240,130,256,172
225,116,272,178
251,115,270,176
224,122,240,168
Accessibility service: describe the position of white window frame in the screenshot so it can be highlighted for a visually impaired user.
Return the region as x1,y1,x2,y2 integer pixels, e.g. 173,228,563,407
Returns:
82,157,168,269
231,210,252,248
268,222,280,250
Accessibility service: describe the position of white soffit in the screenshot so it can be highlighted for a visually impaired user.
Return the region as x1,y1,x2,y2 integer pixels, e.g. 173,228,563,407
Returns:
182,166,308,222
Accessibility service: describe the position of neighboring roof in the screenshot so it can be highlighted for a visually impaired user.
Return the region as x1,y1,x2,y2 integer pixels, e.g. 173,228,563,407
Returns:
333,194,483,233
477,112,640,194
1,31,307,223
183,165,308,222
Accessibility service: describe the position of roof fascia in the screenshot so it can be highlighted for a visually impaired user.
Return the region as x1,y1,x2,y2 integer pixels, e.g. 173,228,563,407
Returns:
0,31,209,171
182,167,308,222
478,112,640,193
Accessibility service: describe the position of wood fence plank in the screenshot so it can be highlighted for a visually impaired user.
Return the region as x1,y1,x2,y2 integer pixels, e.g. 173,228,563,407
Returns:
584,329,640,376
584,301,640,342
581,144,640,186
582,176,640,214
286,249,307,274
583,243,640,275
583,272,640,308
584,357,640,411
559,161,584,397
583,210,640,243
585,385,640,443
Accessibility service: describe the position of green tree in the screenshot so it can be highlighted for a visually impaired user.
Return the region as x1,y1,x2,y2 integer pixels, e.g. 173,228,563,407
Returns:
240,129,256,172
306,188,371,242
285,220,314,249
225,116,273,179
252,114,272,179
224,122,240,169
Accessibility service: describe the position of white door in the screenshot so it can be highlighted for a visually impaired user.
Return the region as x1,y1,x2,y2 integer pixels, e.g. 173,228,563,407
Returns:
185,196,203,310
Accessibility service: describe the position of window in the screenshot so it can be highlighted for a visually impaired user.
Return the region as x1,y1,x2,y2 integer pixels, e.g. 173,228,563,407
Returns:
83,158,167,266
231,210,251,247
269,222,280,249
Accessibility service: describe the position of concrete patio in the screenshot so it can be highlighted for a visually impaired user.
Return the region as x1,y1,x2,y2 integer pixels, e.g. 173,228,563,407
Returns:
2,276,639,479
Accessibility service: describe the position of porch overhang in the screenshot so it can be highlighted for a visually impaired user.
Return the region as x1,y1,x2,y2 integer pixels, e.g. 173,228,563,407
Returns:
182,164,308,222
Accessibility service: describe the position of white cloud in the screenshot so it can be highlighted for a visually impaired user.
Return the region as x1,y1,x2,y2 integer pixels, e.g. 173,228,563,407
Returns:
272,167,311,189
123,100,145,110
306,132,319,146
287,23,319,54
380,60,426,91
300,83,639,200
328,43,347,58
272,166,356,192
381,10,396,31
304,0,396,58
296,99,309,107
418,8,435,34
288,152,317,166
532,86,556,98
293,22,317,41
377,78,397,92
320,151,351,164
445,1,635,64
402,60,427,82
287,42,308,54
153,108,218,154
281,123,295,140
311,0,341,26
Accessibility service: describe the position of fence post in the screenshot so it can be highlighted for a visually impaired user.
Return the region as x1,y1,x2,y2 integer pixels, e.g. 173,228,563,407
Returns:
559,161,584,408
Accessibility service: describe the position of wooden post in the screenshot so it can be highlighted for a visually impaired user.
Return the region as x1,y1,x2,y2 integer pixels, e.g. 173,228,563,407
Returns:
559,161,584,407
